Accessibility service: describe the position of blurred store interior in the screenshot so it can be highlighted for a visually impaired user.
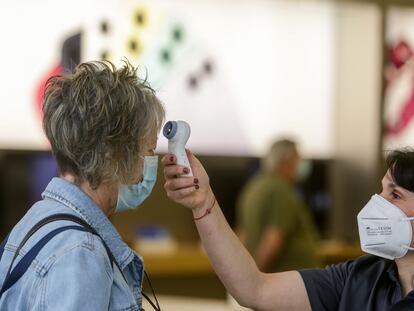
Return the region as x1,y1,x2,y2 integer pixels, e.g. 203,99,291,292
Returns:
1,0,414,309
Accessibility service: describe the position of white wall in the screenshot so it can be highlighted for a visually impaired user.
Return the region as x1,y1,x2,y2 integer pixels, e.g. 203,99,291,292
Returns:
0,0,336,157
0,0,107,149
330,2,382,239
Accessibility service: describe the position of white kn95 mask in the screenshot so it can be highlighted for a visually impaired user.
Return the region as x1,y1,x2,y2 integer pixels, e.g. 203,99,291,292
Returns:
357,194,414,260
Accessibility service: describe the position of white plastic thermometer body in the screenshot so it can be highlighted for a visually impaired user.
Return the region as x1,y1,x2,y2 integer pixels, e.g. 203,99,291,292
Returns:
163,120,193,176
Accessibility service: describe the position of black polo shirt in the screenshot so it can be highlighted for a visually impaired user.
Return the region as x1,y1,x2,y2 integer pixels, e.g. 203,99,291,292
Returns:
299,255,414,310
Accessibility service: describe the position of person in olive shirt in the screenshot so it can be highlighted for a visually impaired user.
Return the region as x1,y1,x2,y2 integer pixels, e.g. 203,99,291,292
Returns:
236,139,320,272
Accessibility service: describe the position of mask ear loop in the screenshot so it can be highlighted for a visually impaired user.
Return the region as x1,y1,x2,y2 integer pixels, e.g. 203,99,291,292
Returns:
401,245,414,251
400,217,414,251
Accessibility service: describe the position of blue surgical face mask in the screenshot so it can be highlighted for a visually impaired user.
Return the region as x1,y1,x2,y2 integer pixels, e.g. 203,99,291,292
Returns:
115,155,158,212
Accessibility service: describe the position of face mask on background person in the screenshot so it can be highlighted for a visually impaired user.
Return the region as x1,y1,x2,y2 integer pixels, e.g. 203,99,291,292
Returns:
357,194,414,260
116,155,158,212
295,159,312,182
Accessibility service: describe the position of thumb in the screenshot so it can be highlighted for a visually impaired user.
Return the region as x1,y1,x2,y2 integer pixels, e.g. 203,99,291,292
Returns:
185,149,210,186
185,149,201,169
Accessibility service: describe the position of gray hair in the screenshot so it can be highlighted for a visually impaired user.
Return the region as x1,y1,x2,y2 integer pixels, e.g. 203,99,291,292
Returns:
42,60,165,189
261,139,298,173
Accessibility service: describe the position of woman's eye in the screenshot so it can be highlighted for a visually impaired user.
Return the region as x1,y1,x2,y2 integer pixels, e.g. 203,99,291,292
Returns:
391,192,400,199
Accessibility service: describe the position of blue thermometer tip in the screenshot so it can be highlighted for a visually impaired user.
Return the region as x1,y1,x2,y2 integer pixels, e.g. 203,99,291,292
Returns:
163,121,178,139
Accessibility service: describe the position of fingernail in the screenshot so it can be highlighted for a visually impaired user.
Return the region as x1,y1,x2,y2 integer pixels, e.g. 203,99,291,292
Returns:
195,184,200,190
194,178,199,184
183,167,189,174
169,156,174,162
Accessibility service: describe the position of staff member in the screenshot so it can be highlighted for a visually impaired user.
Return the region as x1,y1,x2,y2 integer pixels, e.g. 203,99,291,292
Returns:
163,148,414,310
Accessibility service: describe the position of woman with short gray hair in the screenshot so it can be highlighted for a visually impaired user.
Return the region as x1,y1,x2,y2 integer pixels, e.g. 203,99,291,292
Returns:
0,61,165,310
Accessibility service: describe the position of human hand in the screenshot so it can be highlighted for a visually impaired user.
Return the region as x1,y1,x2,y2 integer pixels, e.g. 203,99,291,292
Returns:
162,149,215,213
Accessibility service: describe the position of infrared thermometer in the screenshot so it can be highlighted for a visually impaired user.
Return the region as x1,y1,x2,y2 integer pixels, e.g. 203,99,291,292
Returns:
163,120,193,176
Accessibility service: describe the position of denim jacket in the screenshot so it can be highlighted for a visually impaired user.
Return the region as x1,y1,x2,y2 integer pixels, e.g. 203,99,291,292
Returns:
0,177,144,310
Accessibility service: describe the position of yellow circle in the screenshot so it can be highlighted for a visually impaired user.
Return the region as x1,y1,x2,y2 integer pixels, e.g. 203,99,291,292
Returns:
132,7,148,28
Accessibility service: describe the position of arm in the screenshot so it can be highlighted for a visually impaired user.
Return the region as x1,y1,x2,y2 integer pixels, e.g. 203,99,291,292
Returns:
255,227,285,272
162,150,311,311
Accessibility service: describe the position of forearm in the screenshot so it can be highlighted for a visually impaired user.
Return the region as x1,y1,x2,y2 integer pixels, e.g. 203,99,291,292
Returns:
162,151,312,311
192,194,262,308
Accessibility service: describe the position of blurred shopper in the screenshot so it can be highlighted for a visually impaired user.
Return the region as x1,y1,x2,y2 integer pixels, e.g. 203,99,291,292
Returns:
236,139,320,272
163,148,414,311
0,61,164,310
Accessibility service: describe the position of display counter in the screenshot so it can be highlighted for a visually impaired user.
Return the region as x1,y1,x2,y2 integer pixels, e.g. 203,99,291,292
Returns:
142,295,250,311
138,240,364,277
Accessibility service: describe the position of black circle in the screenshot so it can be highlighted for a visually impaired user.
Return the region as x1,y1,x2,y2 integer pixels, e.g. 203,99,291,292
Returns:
188,75,198,89
172,27,183,42
203,60,213,74
160,49,171,63
100,21,109,34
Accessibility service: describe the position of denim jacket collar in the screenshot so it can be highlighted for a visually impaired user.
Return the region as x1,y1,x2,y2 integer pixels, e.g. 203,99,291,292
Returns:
42,177,138,269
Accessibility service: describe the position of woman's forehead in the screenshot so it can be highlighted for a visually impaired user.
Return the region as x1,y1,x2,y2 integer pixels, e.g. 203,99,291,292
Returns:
382,171,400,190
383,170,414,195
